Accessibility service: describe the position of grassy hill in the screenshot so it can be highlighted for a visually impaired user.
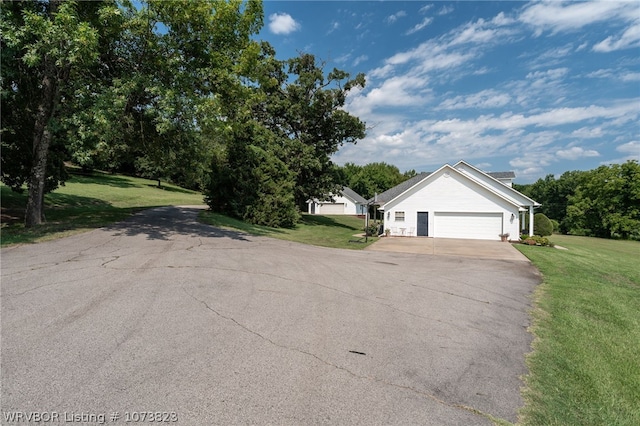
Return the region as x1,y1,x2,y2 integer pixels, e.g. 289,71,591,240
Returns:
1,171,204,246
199,211,376,250
516,235,640,425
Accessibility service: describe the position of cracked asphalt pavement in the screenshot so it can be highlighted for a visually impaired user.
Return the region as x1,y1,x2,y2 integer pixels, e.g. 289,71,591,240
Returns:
1,206,540,425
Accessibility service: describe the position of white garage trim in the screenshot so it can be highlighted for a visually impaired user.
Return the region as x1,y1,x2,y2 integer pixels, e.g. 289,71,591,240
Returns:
434,212,503,240
320,203,345,215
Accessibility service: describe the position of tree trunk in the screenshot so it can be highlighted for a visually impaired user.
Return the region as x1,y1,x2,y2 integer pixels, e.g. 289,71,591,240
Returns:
25,63,57,227
24,0,64,228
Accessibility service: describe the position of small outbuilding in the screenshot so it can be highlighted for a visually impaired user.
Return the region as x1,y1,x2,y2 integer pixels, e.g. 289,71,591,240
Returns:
372,161,540,240
307,187,368,216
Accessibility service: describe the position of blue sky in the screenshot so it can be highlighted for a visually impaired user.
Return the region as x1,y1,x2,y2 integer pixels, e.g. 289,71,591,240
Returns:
258,1,640,183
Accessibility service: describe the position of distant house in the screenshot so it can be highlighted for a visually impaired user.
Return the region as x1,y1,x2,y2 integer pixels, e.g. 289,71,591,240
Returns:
307,187,367,215
371,160,540,240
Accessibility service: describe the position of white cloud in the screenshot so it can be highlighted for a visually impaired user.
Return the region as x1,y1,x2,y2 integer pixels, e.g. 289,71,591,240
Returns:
406,17,433,35
353,55,368,67
556,146,600,160
334,53,351,64
528,44,574,69
586,68,614,79
419,5,434,14
621,72,640,82
268,13,300,35
449,17,517,46
340,98,638,173
519,1,637,34
386,10,407,24
571,126,603,139
347,75,431,116
593,22,640,52
439,89,511,110
438,5,454,16
327,21,339,35
519,1,640,54
616,141,640,154
526,67,569,82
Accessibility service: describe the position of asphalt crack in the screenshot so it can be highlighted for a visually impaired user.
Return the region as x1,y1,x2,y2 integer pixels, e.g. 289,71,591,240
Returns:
182,288,505,424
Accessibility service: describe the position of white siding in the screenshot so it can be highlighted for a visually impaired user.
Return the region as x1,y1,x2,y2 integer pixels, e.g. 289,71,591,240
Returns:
383,168,521,240
310,194,362,215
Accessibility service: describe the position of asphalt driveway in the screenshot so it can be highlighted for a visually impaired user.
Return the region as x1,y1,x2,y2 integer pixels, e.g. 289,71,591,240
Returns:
1,206,540,425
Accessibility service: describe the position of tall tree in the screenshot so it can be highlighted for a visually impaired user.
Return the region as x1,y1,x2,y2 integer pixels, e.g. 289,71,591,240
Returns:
2,0,265,223
1,0,116,226
339,162,416,200
251,52,367,207
565,161,640,239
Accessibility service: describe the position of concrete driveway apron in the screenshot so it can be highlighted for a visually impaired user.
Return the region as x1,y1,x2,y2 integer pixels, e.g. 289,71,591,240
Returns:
1,206,540,425
365,236,531,261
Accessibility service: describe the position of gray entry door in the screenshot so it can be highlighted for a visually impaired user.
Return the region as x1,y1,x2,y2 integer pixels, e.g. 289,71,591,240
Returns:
417,212,428,236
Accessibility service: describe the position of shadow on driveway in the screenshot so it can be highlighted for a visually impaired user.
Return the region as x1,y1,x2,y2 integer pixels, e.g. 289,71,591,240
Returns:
105,205,251,242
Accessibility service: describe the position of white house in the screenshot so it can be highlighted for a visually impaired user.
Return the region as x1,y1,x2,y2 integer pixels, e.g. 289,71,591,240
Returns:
307,187,368,215
373,161,540,240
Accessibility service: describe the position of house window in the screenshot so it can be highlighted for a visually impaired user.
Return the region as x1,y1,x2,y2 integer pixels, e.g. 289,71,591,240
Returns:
395,211,405,221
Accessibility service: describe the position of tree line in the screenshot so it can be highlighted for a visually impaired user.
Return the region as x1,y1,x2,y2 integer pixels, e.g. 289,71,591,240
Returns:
515,161,640,240
1,0,365,228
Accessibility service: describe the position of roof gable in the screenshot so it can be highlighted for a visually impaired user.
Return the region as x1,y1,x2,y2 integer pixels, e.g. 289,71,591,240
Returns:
453,160,539,206
341,187,367,204
374,161,540,210
382,164,525,210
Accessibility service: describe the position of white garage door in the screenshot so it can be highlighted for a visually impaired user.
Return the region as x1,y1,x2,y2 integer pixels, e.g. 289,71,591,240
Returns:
434,212,503,240
320,203,345,215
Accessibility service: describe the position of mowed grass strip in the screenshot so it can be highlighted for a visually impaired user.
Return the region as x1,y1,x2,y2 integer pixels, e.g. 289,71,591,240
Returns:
1,171,204,246
516,235,640,426
199,211,377,250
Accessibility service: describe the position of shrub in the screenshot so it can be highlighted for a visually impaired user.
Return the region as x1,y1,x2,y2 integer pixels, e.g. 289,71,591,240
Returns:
550,219,560,233
364,221,381,236
534,213,553,236
521,235,552,247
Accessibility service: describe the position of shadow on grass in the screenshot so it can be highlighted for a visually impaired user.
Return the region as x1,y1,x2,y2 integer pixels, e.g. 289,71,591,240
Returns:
144,184,197,194
67,171,140,188
198,211,287,237
299,214,360,230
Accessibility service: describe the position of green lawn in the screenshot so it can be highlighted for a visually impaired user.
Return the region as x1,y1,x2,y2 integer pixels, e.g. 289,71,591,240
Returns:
1,171,204,246
199,211,378,250
516,235,639,426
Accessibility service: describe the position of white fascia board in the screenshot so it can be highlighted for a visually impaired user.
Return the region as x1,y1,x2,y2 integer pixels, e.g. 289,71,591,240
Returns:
453,160,541,207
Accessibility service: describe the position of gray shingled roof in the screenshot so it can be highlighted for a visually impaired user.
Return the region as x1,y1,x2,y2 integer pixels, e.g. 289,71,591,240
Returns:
368,172,431,204
341,187,367,204
487,171,516,179
370,169,515,205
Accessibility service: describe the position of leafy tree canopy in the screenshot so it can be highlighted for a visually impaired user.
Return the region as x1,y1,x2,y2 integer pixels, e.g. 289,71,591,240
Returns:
516,160,640,240
337,162,417,200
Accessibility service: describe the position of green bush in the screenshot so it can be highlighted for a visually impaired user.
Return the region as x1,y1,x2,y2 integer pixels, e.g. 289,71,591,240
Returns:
534,213,553,236
364,221,381,236
521,235,552,247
